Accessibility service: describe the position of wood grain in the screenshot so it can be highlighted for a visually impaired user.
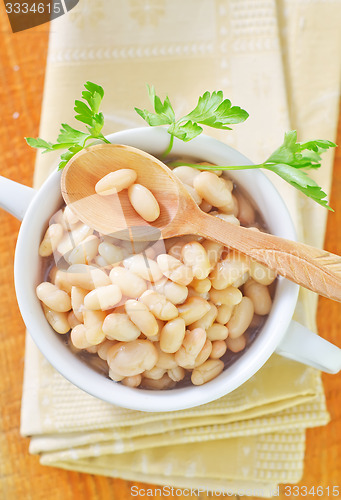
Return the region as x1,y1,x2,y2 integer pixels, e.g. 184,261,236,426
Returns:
199,212,341,303
0,5,340,499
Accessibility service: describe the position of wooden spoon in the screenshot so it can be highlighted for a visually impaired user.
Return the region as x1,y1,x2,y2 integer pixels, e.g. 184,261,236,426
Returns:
61,143,341,302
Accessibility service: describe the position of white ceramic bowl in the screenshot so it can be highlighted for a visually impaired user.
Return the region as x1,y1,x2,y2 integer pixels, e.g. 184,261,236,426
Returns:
1,127,339,412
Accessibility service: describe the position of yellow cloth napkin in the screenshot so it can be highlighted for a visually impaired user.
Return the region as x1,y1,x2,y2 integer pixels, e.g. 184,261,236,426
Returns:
20,0,341,496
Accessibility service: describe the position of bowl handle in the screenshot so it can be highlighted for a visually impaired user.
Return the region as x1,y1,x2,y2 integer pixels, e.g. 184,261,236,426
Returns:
275,320,341,373
0,176,36,221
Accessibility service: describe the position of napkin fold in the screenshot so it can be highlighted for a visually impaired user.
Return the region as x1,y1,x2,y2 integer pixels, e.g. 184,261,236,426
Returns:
21,0,341,496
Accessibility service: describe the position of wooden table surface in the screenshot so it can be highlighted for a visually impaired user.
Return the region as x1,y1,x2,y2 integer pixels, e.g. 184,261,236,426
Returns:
0,8,340,500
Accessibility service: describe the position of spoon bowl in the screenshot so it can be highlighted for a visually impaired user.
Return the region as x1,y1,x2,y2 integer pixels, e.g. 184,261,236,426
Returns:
61,143,196,239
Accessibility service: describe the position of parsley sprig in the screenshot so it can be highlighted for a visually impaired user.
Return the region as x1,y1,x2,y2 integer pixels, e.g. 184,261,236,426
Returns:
171,131,336,210
135,85,249,156
26,81,110,170
26,81,336,210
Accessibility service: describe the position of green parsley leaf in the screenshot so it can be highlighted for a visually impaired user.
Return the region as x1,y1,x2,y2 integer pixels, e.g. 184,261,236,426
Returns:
266,131,336,169
25,137,54,151
134,107,172,126
147,84,175,123
266,163,331,210
26,81,110,169
57,123,91,147
168,121,203,142
135,85,248,155
182,91,249,130
74,100,94,126
135,85,175,127
82,81,104,113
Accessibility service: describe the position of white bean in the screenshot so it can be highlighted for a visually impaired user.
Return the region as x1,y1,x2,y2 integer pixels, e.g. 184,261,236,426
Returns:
183,184,202,205
98,241,125,265
201,240,224,270
210,340,227,359
94,255,111,269
39,224,64,257
128,183,160,222
155,345,178,370
232,271,249,288
108,369,124,382
199,200,213,213
42,304,70,334
63,267,111,291
181,242,211,280
189,301,217,330
193,339,212,367
143,366,166,380
167,241,185,260
226,334,246,352
139,290,178,321
142,374,176,390
107,339,158,377
210,254,249,290
249,261,277,285
216,304,234,325
206,323,228,341
57,223,93,255
219,193,238,216
227,297,254,338
97,339,117,360
175,328,206,368
66,235,100,265
146,318,164,342
95,169,137,195
71,324,92,349
231,194,239,217
103,313,140,342
187,288,210,300
172,165,200,186
125,299,159,338
157,254,193,286
62,205,79,227
71,286,87,321
67,311,80,329
191,359,224,385
214,213,240,225
110,266,147,298
54,270,72,294
168,366,185,382
36,282,71,312
210,287,243,306
124,254,163,282
122,374,142,388
193,172,233,207
84,284,122,311
243,279,272,315
177,297,211,325
160,317,186,353
152,277,188,305
83,309,106,345
234,191,255,226
190,277,211,293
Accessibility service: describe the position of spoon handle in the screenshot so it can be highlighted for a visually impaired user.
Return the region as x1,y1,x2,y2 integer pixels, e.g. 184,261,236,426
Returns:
194,213,341,302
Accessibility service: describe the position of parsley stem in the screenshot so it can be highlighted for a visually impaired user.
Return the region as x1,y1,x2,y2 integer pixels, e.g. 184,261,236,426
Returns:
169,161,264,170
101,136,111,144
162,134,174,157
